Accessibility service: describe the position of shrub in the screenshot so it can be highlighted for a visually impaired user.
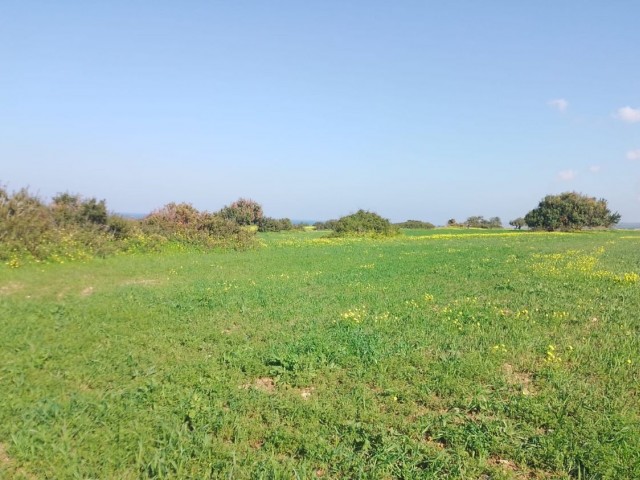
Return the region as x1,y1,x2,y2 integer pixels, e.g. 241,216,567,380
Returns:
142,203,256,250
314,220,338,231
332,210,399,237
0,187,55,258
0,187,120,261
447,218,460,227
395,220,435,229
258,217,294,232
219,198,264,226
52,192,108,227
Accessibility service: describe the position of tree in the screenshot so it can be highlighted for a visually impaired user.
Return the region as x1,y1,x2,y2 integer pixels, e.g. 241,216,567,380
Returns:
509,217,526,230
332,210,399,237
464,216,502,229
219,198,264,226
524,192,620,231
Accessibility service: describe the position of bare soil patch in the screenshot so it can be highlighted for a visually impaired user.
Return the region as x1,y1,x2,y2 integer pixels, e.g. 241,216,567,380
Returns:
502,363,536,396
241,377,277,393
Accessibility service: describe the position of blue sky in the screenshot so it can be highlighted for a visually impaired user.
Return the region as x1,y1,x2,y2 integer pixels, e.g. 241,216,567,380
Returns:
1,1,639,223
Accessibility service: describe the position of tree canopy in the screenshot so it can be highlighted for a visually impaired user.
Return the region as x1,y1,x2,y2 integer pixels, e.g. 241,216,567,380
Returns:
524,192,620,231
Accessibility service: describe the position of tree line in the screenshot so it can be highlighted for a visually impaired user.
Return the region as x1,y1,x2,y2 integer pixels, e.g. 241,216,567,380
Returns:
1,185,621,266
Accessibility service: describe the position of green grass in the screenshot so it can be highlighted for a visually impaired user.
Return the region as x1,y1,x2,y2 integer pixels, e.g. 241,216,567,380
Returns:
1,229,639,478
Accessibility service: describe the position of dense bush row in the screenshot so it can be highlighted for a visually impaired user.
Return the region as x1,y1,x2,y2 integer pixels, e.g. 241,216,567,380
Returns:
0,189,265,264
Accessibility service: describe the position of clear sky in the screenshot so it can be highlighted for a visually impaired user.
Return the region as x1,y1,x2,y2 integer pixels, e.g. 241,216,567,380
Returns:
1,1,639,224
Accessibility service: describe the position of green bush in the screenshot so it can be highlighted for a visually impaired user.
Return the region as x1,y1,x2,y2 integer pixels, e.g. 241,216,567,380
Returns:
219,198,264,226
142,203,256,250
258,217,294,232
313,220,338,231
395,220,435,229
332,210,399,237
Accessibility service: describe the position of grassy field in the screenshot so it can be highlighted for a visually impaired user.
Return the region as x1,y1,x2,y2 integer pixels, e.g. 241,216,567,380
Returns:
1,229,639,479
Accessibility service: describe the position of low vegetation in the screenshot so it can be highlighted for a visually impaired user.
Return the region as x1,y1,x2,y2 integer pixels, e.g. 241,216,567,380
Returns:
1,229,639,478
1,186,636,478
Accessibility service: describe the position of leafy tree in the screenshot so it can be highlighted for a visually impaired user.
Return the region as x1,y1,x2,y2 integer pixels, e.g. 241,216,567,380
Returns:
332,210,399,237
524,192,620,231
219,198,264,226
509,217,526,230
487,217,502,228
447,218,459,227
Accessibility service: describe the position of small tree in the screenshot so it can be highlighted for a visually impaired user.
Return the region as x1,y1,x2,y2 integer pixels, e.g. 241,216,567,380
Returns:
509,217,525,230
524,192,620,231
332,210,399,237
219,198,264,226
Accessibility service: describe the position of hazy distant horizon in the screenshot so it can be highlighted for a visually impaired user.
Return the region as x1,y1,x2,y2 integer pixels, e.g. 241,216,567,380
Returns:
116,211,640,227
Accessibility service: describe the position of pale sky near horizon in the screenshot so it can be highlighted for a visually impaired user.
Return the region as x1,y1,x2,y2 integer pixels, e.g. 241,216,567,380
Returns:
1,1,639,224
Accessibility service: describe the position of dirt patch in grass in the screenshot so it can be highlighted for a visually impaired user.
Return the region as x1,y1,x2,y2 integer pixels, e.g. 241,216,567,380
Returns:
121,278,162,287
502,363,536,396
0,282,23,296
0,443,10,465
486,457,524,478
80,286,94,296
299,387,314,400
0,443,35,480
486,456,557,479
241,377,277,393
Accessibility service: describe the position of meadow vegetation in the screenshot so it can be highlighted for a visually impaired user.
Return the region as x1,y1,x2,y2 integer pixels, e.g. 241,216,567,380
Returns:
1,226,639,478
